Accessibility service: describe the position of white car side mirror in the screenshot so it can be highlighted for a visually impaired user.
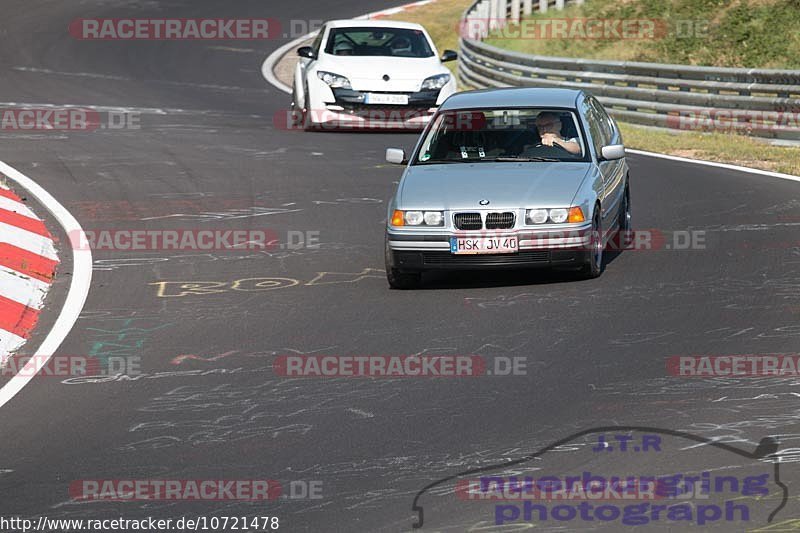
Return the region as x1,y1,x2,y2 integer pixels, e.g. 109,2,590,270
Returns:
600,144,625,161
386,148,407,165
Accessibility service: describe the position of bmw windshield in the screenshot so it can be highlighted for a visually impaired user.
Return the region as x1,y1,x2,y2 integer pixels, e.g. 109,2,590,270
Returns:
414,108,591,164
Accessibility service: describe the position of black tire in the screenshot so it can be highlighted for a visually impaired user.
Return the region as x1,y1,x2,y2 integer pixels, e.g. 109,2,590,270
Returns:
289,84,305,128
617,183,632,249
387,268,422,290
302,82,316,132
578,209,603,279
385,238,422,289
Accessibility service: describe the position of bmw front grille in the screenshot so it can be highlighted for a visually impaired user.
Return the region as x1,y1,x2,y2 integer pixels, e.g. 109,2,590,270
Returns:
453,211,515,230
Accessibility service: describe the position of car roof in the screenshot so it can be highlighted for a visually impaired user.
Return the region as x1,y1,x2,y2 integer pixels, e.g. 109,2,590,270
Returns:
324,19,427,31
439,88,584,111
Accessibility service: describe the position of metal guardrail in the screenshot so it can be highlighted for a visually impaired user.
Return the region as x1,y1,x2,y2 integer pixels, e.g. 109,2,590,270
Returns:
458,0,800,140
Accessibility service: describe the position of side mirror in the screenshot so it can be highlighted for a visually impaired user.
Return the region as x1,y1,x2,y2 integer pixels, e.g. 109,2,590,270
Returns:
297,46,317,59
386,148,407,165
441,50,458,62
600,144,625,161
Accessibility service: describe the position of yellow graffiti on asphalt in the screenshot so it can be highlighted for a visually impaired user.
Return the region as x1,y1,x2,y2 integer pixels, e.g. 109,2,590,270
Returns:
306,268,384,285
149,268,384,297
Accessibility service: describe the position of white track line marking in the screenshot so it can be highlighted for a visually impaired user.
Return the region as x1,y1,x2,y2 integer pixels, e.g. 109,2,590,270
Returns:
261,32,314,94
0,161,92,408
626,149,800,181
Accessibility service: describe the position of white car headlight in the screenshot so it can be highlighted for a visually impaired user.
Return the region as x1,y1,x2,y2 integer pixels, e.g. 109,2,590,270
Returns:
421,74,451,91
392,210,444,227
526,209,548,224
549,208,569,223
405,211,424,225
423,211,443,226
317,71,352,89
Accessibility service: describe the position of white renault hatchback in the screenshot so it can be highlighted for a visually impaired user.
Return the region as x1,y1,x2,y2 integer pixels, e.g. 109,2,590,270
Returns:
291,20,458,130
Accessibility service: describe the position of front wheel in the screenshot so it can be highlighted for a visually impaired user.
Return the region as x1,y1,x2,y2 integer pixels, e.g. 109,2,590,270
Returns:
387,268,422,290
385,238,422,289
301,82,317,132
617,184,632,249
290,84,305,128
578,210,603,279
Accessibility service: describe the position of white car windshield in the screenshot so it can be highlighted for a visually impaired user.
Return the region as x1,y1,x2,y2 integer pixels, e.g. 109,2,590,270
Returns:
414,108,590,164
325,27,434,58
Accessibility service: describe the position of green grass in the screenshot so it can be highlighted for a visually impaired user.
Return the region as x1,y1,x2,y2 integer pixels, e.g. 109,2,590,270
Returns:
619,123,800,175
483,0,800,68
384,0,800,175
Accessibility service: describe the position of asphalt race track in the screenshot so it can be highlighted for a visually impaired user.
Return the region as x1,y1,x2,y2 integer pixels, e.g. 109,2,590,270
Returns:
1,0,800,531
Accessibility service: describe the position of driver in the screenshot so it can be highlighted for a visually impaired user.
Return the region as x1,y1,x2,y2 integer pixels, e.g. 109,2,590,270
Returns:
333,41,355,56
530,112,581,155
390,37,413,56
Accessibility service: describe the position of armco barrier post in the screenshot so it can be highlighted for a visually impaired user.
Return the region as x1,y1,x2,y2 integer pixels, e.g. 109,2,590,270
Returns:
511,0,520,23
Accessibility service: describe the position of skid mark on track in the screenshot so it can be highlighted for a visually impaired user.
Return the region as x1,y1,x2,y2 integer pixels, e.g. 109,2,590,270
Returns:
140,206,302,221
12,66,253,92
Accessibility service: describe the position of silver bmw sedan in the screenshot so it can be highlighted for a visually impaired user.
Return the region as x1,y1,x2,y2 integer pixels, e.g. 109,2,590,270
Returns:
384,87,631,289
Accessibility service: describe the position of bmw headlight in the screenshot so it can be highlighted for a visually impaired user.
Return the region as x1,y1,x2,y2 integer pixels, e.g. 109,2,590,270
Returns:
526,207,586,224
391,210,445,227
421,74,451,91
549,208,569,224
405,211,424,225
423,211,443,226
526,209,549,224
317,71,352,89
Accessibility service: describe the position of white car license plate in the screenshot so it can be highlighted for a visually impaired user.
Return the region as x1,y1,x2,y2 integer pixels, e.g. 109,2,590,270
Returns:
364,93,409,105
451,236,518,254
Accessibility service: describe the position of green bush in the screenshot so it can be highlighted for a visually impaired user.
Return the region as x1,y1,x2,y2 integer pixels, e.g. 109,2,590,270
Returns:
485,0,800,68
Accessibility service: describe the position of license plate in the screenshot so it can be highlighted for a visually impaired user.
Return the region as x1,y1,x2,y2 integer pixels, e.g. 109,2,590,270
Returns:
451,236,518,254
364,93,409,105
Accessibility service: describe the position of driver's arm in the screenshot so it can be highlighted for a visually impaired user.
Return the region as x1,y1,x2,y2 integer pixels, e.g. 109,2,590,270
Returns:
553,137,582,155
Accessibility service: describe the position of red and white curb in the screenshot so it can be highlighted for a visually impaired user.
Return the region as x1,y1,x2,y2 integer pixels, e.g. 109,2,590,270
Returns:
0,180,59,361
0,161,91,408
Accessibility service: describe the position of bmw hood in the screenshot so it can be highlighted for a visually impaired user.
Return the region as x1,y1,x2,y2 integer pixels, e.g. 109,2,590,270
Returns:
319,56,448,92
397,162,592,210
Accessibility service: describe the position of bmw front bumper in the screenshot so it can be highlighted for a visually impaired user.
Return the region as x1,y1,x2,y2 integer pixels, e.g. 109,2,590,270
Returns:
386,224,593,271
